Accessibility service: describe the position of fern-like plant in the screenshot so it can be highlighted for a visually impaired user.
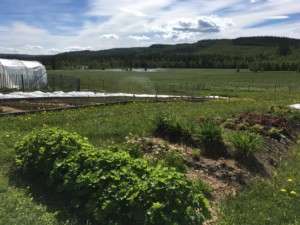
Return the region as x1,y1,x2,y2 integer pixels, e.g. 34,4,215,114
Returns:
228,131,263,157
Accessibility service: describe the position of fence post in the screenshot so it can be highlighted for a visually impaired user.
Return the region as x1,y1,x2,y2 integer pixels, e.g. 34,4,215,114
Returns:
77,78,81,91
21,74,25,91
52,77,55,91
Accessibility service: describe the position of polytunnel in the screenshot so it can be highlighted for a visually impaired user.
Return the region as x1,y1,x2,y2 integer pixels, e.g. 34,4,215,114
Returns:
0,58,47,90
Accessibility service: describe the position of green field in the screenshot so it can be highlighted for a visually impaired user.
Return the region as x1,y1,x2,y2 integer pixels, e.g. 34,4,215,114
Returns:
47,69,300,94
1,69,300,224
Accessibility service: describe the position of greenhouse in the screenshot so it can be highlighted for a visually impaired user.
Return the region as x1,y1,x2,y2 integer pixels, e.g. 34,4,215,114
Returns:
0,58,47,90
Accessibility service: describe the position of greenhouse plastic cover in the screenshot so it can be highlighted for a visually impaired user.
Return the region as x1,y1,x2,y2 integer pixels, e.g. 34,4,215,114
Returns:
0,58,47,89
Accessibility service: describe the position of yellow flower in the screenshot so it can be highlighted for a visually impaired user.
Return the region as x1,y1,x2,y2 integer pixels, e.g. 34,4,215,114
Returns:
5,134,9,138
280,188,287,193
290,191,297,195
287,178,293,182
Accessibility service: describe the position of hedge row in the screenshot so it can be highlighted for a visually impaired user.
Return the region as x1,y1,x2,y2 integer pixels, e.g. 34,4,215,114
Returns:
15,128,210,225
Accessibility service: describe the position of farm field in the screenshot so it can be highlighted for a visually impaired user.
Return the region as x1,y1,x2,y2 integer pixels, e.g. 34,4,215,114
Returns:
47,69,300,94
1,69,300,224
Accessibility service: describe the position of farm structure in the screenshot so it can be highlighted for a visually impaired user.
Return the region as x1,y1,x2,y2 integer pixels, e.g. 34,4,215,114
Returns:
0,58,47,90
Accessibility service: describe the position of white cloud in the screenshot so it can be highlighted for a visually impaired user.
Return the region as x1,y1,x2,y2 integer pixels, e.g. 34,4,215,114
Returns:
100,34,119,39
146,16,235,40
128,35,151,41
63,46,92,52
265,16,289,20
119,7,147,17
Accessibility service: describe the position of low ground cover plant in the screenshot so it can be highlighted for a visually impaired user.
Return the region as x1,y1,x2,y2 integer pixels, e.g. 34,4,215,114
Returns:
15,128,211,225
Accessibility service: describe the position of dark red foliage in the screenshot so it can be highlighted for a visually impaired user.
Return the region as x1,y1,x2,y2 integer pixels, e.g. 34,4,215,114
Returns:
235,112,287,128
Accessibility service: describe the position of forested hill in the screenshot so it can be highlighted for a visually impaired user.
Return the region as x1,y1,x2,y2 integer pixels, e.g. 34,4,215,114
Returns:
1,36,300,71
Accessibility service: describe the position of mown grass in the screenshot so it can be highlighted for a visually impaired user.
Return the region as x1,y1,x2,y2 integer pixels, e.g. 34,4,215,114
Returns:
219,144,300,225
2,69,300,224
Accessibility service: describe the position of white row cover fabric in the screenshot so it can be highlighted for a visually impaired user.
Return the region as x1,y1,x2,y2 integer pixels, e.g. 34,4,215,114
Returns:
0,58,47,89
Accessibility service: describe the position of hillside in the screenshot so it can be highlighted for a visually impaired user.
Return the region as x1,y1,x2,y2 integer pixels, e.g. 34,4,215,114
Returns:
1,36,300,71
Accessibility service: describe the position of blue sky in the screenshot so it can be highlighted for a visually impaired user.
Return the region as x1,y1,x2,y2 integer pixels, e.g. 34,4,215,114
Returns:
0,0,300,55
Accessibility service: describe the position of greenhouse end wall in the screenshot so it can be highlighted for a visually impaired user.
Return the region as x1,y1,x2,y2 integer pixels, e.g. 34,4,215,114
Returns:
0,58,47,90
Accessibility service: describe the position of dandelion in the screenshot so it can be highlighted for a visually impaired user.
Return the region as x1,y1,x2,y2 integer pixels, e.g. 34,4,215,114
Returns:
290,191,297,196
287,178,293,182
280,188,287,193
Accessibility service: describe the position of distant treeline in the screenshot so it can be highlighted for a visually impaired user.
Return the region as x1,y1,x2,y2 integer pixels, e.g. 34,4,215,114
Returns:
1,36,300,71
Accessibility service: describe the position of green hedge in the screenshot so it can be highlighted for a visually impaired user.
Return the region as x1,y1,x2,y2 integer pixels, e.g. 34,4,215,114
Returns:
15,128,211,225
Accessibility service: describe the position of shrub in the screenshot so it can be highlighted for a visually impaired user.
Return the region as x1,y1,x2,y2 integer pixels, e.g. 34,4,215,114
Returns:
153,113,193,143
193,122,223,148
15,127,94,186
15,128,211,225
228,131,263,157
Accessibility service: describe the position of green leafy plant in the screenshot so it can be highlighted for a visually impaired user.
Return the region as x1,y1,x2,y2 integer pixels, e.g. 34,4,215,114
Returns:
250,124,265,134
268,127,283,135
228,131,263,157
15,128,211,225
236,122,249,131
221,120,236,129
15,127,94,185
193,122,223,148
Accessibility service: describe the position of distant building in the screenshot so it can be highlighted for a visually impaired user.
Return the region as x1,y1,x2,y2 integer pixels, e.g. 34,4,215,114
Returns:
0,58,47,90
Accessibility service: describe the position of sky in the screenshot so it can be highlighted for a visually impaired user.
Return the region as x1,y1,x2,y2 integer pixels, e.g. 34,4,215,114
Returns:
0,0,300,55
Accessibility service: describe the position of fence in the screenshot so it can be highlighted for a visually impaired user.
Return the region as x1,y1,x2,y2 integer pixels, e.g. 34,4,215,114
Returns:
2,73,299,94
47,74,300,95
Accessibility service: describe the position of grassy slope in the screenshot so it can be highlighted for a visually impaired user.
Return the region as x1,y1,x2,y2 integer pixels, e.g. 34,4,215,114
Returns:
219,144,300,225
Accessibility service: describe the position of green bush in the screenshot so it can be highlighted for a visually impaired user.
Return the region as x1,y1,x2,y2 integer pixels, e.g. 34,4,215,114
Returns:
15,128,211,225
193,122,223,148
153,113,193,142
228,131,263,157
15,127,94,186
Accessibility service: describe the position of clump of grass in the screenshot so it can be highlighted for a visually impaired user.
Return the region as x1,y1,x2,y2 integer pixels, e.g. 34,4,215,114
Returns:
152,113,193,143
193,122,223,149
193,176,213,196
228,131,263,157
